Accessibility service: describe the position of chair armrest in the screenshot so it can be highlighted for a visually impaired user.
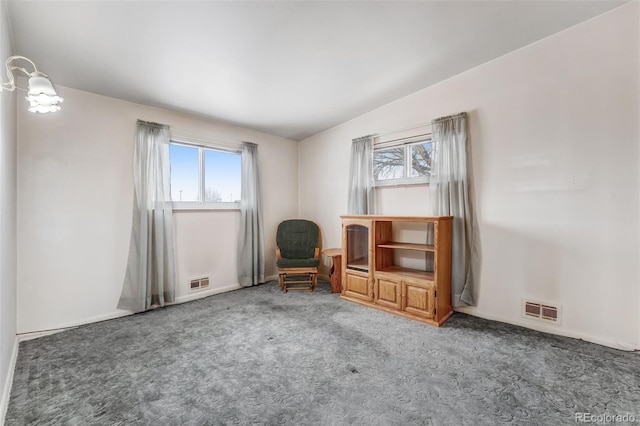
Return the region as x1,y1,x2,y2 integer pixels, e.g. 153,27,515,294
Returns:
276,248,282,260
314,247,320,259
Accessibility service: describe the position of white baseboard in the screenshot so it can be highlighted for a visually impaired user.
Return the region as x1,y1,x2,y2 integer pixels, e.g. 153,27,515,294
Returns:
455,306,640,352
0,336,18,425
18,284,244,342
18,310,135,341
174,283,241,304
17,329,72,342
265,275,278,283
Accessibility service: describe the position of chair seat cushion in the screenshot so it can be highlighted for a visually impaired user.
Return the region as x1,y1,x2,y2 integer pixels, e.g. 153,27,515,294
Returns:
277,258,320,268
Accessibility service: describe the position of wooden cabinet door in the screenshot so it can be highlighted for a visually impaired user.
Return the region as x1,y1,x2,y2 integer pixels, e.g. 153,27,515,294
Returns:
402,280,435,319
344,272,373,301
375,277,401,309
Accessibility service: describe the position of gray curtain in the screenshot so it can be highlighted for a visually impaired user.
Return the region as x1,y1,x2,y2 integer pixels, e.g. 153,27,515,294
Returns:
347,135,376,214
428,112,479,306
118,120,176,312
237,142,265,287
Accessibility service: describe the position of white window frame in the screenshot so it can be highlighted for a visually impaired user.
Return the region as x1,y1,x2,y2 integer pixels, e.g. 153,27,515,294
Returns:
373,135,432,187
169,140,242,211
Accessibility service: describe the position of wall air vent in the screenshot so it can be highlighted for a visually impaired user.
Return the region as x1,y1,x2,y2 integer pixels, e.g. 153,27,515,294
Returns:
541,305,558,321
521,299,561,325
525,301,541,317
190,276,210,292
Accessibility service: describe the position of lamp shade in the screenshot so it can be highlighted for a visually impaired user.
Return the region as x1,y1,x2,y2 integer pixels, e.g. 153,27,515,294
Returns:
26,72,63,113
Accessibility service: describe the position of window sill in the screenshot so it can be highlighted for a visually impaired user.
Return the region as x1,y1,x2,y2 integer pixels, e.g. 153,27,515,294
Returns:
375,178,429,188
172,202,241,211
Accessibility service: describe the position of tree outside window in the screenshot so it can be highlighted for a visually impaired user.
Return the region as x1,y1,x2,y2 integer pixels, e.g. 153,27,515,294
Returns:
374,139,432,185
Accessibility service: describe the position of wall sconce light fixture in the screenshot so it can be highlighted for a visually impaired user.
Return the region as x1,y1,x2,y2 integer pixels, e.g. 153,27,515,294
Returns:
0,55,63,113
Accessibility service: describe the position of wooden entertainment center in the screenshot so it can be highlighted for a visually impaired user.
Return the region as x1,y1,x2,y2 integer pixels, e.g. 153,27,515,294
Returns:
340,215,453,327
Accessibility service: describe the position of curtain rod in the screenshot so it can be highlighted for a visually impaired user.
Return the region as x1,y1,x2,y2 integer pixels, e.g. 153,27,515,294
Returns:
433,112,467,123
374,122,432,139
371,112,465,144
137,119,169,129
374,133,432,148
170,129,243,151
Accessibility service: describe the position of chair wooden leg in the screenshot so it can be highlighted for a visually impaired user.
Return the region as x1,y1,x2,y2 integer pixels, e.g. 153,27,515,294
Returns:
278,268,317,293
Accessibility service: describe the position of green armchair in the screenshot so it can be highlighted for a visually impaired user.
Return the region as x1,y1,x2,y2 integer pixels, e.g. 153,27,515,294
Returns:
276,219,320,292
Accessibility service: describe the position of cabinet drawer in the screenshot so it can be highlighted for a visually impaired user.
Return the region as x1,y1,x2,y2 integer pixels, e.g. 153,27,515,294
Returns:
344,273,372,301
402,281,435,319
375,277,401,309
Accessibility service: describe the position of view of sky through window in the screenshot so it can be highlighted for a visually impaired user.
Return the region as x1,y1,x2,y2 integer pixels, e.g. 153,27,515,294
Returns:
204,149,241,202
169,143,241,203
170,144,199,201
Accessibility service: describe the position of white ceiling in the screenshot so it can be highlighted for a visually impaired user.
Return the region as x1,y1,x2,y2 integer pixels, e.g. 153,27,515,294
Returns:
6,1,626,141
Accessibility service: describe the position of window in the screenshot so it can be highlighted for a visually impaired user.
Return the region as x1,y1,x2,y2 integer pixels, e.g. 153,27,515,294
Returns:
169,141,241,208
373,136,432,186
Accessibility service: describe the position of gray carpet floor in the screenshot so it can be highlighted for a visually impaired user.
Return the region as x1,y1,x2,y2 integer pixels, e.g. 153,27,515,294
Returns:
6,281,639,425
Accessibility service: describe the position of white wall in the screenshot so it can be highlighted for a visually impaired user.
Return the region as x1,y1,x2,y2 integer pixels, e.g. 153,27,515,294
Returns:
299,3,640,350
17,85,298,334
0,0,18,421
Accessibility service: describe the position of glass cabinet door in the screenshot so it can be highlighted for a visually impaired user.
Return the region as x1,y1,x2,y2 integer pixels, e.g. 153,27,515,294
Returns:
345,224,369,272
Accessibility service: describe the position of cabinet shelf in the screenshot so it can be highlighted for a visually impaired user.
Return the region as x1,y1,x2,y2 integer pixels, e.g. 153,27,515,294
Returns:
377,242,435,252
376,266,434,281
346,256,368,272
346,264,368,272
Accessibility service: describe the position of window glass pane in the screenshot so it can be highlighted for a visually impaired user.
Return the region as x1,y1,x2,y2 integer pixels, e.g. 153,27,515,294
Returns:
204,150,241,202
374,147,404,180
170,144,199,201
409,142,432,177
346,225,369,272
